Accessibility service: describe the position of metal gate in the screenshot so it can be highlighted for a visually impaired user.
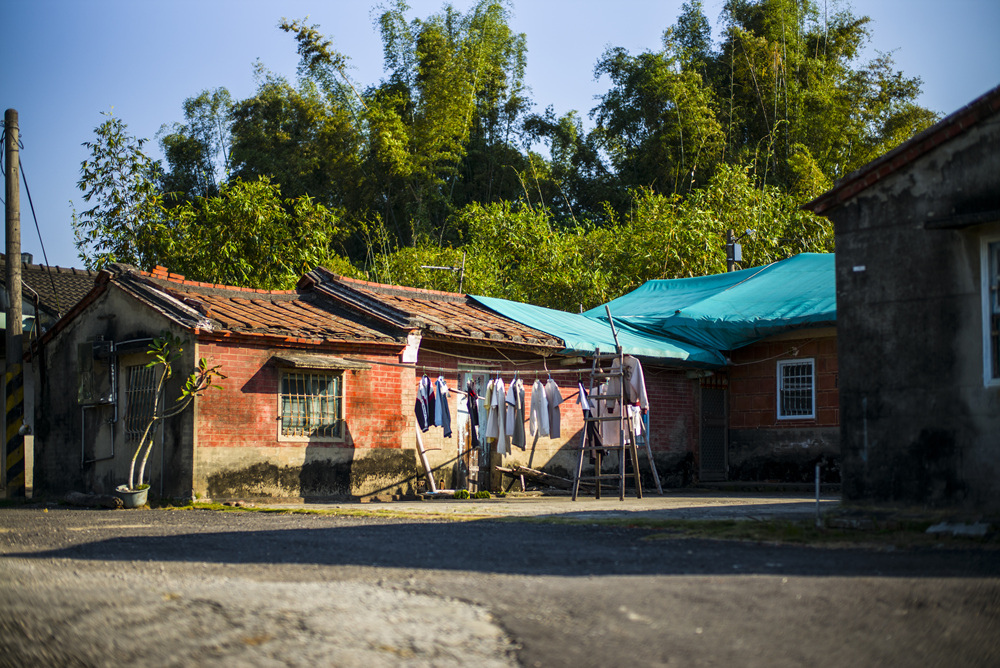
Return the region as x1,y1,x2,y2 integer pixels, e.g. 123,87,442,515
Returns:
699,386,727,481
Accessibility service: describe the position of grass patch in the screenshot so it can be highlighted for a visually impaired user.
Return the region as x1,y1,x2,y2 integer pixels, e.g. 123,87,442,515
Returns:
158,501,486,522
504,514,997,549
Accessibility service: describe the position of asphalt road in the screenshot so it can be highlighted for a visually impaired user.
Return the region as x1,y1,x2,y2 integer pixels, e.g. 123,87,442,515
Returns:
1,505,998,667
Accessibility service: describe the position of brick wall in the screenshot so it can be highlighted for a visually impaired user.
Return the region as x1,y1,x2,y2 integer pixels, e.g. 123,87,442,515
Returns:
191,337,414,499
195,339,409,451
728,335,839,429
726,333,840,482
187,336,705,497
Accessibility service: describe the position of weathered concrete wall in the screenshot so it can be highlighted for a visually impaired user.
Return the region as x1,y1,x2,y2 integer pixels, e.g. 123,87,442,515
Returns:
831,115,1000,509
32,288,195,498
728,334,840,482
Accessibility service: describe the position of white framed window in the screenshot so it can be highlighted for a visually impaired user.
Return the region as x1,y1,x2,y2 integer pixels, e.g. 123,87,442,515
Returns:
777,358,815,420
279,370,344,440
982,237,1000,387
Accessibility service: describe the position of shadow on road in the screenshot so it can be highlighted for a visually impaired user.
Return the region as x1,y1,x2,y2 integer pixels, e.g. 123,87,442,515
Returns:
5,514,997,579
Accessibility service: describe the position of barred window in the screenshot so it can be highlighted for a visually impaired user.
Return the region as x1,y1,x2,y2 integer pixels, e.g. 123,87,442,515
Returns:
777,359,815,420
280,371,343,438
124,364,159,444
984,239,1000,385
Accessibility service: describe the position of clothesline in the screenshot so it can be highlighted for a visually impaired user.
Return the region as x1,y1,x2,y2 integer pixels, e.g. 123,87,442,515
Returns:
340,356,591,376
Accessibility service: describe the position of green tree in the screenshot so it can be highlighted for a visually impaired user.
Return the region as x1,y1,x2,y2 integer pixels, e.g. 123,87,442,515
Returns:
714,0,937,185
593,38,726,195
73,111,163,271
153,177,355,290
157,87,234,201
228,67,364,210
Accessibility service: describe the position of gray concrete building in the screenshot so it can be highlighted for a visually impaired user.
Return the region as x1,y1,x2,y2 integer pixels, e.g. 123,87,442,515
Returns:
806,85,1000,510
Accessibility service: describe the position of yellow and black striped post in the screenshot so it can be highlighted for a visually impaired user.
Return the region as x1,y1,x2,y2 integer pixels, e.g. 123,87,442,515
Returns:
5,363,24,497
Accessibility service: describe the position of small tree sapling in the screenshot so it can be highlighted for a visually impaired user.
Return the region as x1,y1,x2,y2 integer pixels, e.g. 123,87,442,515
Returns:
125,334,225,491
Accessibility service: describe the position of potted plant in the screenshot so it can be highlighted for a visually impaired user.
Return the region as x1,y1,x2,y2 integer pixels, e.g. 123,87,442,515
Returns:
116,334,225,507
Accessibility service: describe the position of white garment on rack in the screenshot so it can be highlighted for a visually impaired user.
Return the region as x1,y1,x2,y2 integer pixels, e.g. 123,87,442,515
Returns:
544,379,564,439
483,379,499,440
529,379,550,437
506,379,526,449
628,404,644,438
601,383,623,447
608,356,649,410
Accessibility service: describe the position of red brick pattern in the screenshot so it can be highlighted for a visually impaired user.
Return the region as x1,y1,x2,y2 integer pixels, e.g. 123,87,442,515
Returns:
728,337,839,429
194,340,411,451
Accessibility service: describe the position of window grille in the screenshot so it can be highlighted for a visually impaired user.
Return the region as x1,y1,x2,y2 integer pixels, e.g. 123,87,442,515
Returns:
280,371,343,438
124,364,159,444
988,241,1000,381
777,359,815,419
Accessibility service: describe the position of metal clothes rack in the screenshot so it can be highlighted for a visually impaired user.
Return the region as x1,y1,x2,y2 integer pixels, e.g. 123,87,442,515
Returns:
571,307,663,500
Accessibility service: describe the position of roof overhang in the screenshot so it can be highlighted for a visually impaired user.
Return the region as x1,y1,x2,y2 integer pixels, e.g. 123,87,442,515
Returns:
270,352,372,370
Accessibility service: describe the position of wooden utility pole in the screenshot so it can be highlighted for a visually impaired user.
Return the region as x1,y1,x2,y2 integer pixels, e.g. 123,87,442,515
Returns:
725,229,736,272
4,108,25,498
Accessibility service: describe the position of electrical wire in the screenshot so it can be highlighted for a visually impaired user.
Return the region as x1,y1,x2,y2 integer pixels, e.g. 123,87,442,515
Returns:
0,124,64,316
19,160,63,315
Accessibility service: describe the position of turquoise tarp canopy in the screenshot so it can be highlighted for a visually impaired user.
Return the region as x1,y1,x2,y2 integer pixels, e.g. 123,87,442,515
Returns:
585,253,835,352
470,295,726,366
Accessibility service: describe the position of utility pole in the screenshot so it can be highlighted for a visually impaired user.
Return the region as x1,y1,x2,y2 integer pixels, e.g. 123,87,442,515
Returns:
725,229,737,272
4,109,25,498
726,228,753,272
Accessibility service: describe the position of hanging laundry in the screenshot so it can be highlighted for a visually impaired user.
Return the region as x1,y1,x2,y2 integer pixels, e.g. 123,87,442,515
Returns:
493,377,508,454
529,379,550,437
599,381,623,447
414,375,434,432
578,380,604,463
435,376,452,438
609,356,649,411
544,379,564,439
506,378,526,449
466,380,480,451
483,379,499,441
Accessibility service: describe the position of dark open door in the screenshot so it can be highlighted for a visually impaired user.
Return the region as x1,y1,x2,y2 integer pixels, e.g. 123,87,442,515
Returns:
699,386,727,481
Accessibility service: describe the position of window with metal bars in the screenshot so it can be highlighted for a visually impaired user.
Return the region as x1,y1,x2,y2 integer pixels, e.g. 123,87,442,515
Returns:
124,364,159,444
280,371,343,438
984,240,1000,385
777,359,815,420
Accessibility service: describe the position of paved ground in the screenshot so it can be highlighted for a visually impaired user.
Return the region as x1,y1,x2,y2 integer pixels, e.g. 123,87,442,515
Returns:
1,493,997,667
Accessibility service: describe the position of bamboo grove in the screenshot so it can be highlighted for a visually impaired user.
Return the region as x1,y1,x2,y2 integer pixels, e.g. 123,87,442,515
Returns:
73,0,937,310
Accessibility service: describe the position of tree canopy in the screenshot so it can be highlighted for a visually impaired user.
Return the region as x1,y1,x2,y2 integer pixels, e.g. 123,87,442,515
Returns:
75,0,935,311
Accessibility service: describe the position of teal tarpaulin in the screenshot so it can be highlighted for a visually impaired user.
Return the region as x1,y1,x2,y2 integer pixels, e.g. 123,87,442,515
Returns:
470,295,726,366
586,253,835,352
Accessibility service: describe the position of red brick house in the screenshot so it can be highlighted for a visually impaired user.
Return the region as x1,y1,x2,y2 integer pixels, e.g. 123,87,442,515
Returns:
30,263,574,501
590,253,839,483
31,253,837,501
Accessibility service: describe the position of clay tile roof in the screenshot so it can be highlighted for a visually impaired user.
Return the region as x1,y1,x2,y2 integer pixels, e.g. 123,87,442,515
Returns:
0,254,98,317
110,266,401,344
305,269,562,351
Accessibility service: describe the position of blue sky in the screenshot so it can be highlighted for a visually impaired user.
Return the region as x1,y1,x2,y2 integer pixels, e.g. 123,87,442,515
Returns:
3,0,999,269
